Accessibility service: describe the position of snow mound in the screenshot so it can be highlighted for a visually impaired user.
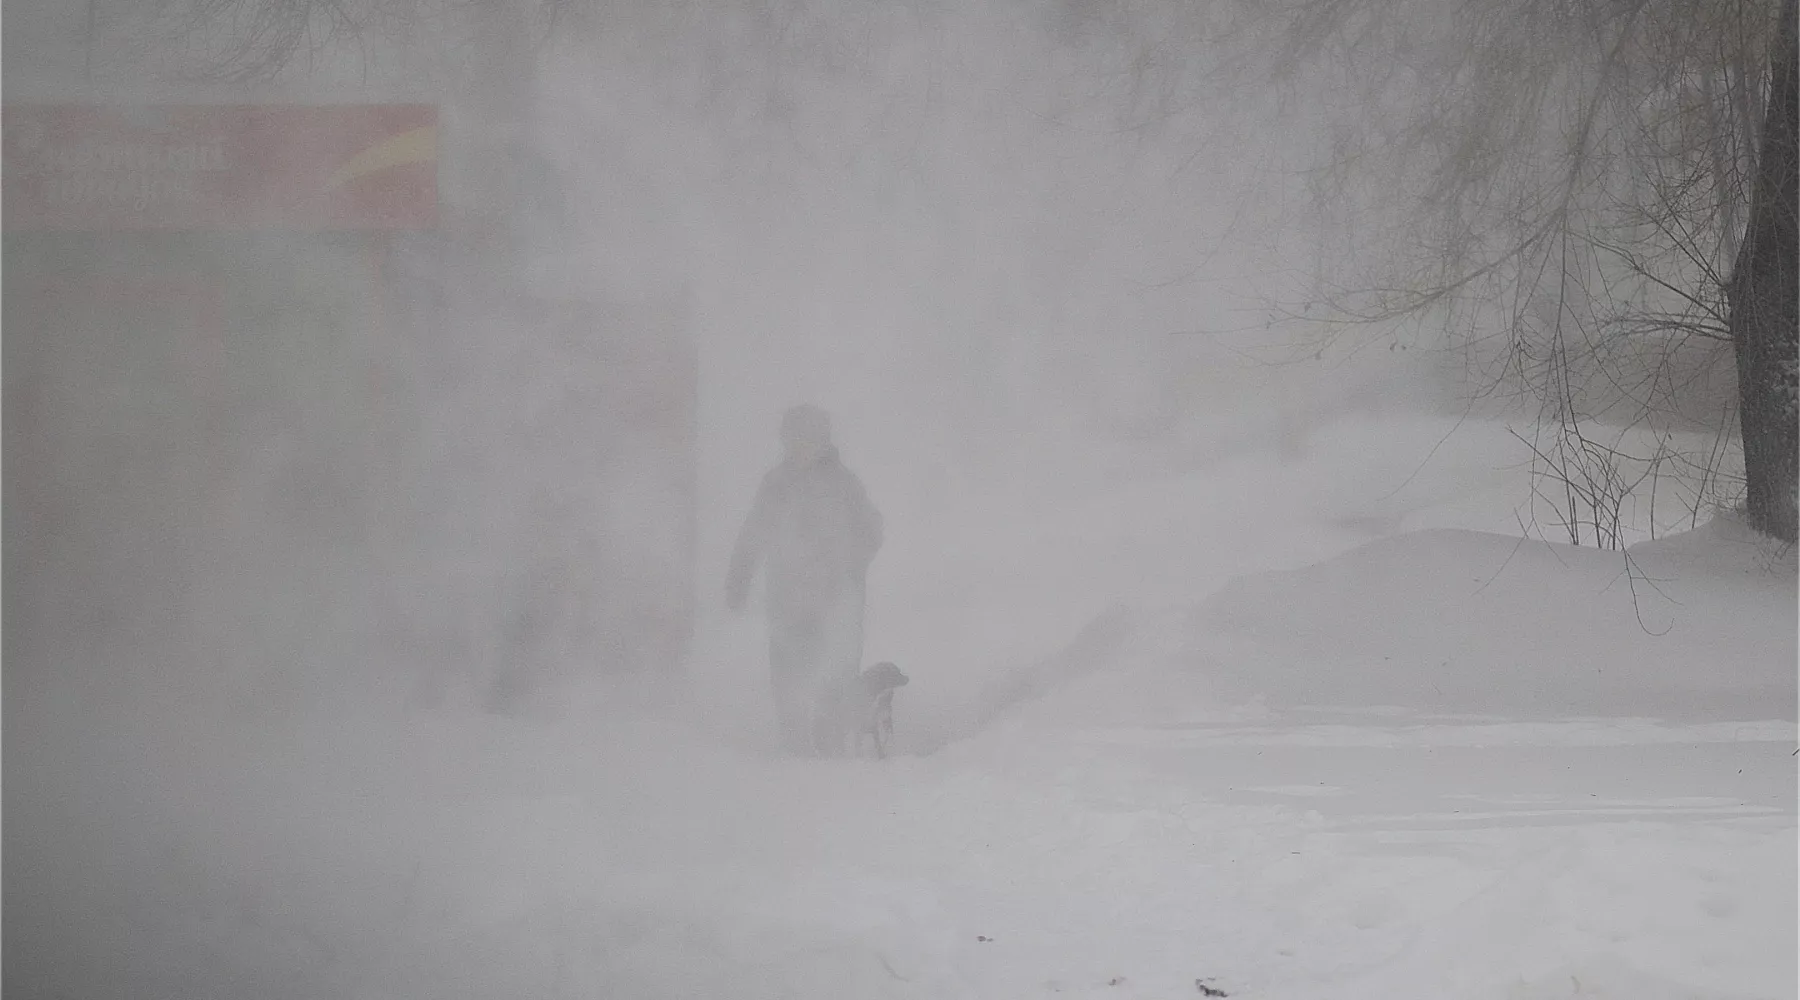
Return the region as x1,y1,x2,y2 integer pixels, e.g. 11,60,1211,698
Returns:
1626,510,1799,579
1195,524,1796,720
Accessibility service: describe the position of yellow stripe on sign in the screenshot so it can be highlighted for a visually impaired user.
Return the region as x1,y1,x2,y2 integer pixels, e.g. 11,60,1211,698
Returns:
325,124,437,190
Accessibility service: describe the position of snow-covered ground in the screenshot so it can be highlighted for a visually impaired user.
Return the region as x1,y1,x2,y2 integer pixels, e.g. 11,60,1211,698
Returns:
7,413,1795,999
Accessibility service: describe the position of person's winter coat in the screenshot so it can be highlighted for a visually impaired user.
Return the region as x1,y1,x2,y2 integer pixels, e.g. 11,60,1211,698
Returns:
726,442,882,625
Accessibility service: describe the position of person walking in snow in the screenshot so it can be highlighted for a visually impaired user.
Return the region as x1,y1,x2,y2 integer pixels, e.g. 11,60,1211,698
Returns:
727,405,884,753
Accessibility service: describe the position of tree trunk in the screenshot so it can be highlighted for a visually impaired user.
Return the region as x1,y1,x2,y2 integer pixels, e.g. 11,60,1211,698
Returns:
1729,0,1798,542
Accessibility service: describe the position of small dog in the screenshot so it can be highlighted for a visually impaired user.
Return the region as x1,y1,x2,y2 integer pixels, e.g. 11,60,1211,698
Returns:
810,661,910,759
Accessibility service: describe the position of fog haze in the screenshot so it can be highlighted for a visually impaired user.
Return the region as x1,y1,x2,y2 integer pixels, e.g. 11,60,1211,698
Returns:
6,1,1790,997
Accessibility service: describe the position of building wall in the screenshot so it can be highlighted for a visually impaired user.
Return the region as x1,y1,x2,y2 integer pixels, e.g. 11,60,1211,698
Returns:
5,221,699,715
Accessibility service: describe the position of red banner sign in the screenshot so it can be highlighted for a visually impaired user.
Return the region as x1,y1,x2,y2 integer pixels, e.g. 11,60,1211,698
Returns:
3,104,436,231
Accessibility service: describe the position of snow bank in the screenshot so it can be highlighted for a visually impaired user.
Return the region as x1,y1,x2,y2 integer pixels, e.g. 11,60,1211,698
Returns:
1195,522,1796,720
938,504,1794,1000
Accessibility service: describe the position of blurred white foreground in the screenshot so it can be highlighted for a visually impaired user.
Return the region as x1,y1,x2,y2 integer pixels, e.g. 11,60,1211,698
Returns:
7,413,1794,1000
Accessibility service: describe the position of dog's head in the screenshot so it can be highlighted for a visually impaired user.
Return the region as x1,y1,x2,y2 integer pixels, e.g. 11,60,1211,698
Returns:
862,661,908,694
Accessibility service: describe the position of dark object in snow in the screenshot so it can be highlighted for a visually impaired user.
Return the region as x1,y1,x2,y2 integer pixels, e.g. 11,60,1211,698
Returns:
1196,979,1229,997
811,661,909,759
727,404,885,751
977,935,993,942
1108,976,1127,986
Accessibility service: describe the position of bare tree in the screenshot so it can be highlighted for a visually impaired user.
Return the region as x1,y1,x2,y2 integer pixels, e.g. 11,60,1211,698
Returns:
1727,0,1798,542
1234,0,1795,540
1039,0,1792,540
